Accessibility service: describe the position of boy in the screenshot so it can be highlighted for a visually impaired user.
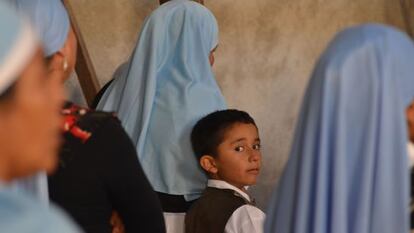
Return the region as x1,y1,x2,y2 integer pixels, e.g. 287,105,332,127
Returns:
185,109,265,233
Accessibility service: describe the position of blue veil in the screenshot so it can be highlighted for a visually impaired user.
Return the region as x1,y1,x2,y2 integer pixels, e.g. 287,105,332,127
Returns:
265,24,414,233
97,0,226,198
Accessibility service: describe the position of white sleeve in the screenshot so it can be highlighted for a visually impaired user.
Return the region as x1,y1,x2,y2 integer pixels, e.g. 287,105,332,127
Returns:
224,205,266,233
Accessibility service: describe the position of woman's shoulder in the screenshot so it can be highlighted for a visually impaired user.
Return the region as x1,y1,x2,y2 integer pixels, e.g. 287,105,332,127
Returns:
0,188,82,233
62,102,119,144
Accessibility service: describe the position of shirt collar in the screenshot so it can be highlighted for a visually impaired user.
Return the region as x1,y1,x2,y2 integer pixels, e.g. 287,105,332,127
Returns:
207,179,251,202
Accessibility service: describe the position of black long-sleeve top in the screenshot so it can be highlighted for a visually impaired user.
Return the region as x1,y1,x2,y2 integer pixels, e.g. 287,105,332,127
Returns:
48,102,165,233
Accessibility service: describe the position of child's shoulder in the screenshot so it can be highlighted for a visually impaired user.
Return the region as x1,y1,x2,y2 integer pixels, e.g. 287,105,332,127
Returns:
186,187,251,232
205,187,249,205
186,187,265,233
231,203,265,217
187,187,250,220
225,204,265,233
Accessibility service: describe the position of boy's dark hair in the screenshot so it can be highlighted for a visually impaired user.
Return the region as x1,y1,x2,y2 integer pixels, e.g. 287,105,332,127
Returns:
191,109,257,160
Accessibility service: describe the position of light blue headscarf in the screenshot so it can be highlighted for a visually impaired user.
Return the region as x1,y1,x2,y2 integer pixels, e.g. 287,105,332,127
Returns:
97,0,226,199
265,24,414,233
9,0,70,57
0,1,37,94
8,0,70,204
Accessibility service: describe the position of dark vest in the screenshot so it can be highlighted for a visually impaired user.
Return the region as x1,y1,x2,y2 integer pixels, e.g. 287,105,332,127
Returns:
185,187,251,233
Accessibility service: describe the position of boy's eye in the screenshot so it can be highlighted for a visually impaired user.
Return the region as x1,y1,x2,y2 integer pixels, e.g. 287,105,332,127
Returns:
253,144,261,150
235,146,245,152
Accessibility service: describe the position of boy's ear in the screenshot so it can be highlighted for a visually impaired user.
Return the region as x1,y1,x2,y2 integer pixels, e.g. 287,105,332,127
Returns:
200,155,218,174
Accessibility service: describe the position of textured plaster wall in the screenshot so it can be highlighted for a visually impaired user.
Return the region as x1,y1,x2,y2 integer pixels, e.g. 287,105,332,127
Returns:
67,0,406,209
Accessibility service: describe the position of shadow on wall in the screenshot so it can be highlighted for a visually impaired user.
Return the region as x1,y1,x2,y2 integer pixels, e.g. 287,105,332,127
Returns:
397,0,414,37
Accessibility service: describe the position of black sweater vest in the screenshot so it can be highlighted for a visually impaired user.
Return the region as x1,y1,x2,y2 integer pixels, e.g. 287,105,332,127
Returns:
185,187,250,233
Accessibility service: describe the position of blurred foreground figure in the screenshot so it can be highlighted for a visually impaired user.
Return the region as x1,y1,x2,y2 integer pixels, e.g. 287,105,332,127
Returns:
0,2,81,233
265,24,414,233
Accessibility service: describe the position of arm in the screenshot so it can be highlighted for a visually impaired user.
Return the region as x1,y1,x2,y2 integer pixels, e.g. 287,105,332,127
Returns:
224,205,265,233
95,118,165,233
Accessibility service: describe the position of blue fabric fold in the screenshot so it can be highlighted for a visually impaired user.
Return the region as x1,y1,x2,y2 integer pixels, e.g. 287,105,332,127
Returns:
97,0,226,199
265,24,414,233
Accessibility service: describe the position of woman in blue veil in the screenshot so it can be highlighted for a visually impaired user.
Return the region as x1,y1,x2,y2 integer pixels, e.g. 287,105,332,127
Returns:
265,24,414,233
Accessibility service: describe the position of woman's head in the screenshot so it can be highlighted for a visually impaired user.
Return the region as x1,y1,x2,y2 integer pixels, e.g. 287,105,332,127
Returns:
144,0,219,69
0,2,64,182
12,0,77,82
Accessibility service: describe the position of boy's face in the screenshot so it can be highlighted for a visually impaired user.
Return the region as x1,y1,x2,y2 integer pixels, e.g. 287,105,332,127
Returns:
211,123,262,189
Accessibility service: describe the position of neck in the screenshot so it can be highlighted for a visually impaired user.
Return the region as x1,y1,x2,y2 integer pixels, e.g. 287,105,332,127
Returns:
0,147,22,183
210,178,247,193
0,159,13,183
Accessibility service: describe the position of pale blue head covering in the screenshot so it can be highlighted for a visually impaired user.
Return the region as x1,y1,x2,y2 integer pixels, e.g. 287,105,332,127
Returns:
97,0,226,199
9,0,70,57
265,24,414,233
8,0,70,204
0,1,37,94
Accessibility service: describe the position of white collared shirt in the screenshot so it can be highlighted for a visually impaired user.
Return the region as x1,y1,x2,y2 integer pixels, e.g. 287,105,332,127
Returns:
207,180,265,233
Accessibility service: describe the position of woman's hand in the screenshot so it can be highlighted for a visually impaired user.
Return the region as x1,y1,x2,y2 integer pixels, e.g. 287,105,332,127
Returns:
110,211,125,233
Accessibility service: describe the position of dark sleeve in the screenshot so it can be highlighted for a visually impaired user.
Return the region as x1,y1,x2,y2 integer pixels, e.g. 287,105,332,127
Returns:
90,79,113,109
93,117,165,233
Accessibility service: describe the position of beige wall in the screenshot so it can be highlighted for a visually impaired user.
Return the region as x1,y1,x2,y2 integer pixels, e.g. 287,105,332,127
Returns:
68,0,407,209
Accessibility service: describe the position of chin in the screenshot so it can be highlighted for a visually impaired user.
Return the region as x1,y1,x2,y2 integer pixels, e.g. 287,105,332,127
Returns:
44,160,58,174
249,181,257,186
38,152,59,174
244,179,257,186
